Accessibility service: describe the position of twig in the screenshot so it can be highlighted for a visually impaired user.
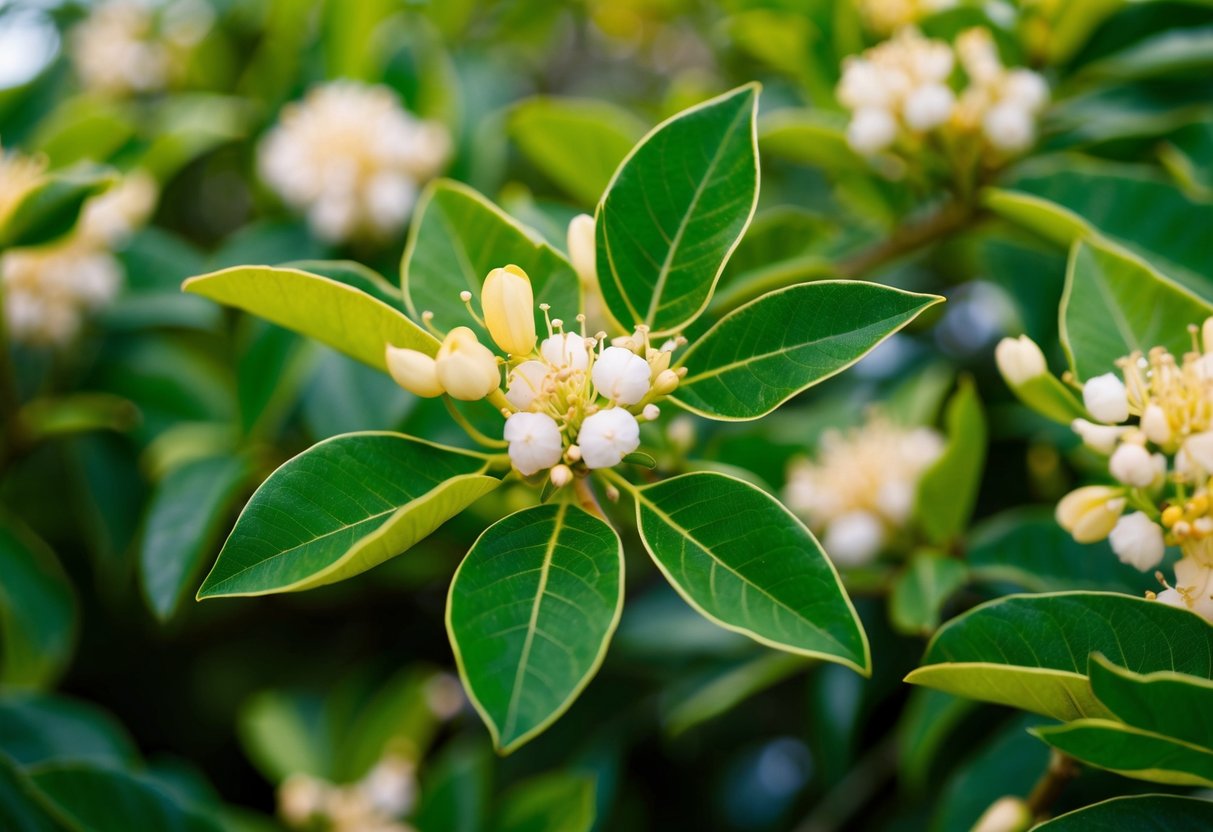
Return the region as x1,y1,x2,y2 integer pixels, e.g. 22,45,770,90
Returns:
836,200,977,280
1026,750,1079,821
573,476,606,518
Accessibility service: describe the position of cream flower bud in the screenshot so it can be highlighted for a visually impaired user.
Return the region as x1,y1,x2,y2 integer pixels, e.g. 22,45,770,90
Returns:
540,332,590,370
481,265,536,356
1109,442,1157,487
1083,373,1129,424
1140,404,1172,446
1004,70,1049,112
385,345,444,397
642,404,660,421
837,60,891,109
550,464,573,488
1203,317,1213,355
1108,512,1166,571
592,346,652,405
823,511,885,568
971,797,1032,832
995,335,1046,386
983,103,1035,153
1070,419,1125,454
578,408,640,469
1056,486,1125,543
652,368,680,396
435,326,500,401
903,83,955,131
1183,431,1213,474
567,214,596,285
504,412,563,475
505,360,549,411
846,108,898,155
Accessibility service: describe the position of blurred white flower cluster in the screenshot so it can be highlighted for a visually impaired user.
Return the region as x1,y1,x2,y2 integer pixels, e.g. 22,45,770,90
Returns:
2,170,157,346
70,0,213,96
0,143,45,233
386,217,683,488
837,26,1049,161
784,415,944,566
855,0,956,36
259,82,450,244
279,754,418,832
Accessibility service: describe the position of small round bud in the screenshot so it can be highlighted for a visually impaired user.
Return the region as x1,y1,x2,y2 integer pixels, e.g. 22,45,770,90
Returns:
823,511,885,568
995,335,1047,386
903,83,955,131
566,444,581,462
550,464,573,488
983,102,1035,153
846,107,898,155
1109,512,1166,571
1083,373,1130,424
642,404,660,421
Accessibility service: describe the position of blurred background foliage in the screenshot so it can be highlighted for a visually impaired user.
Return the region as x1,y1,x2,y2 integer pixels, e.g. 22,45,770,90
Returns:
2,0,1213,829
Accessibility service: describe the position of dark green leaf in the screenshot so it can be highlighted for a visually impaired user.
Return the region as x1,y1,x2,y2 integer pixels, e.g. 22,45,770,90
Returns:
889,551,967,636
1088,653,1213,741
1033,795,1213,831
0,520,75,689
915,380,986,545
1033,719,1213,787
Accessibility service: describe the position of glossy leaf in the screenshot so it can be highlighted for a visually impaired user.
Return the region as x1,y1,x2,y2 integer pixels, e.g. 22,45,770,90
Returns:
0,165,114,248
507,97,645,206
631,472,869,673
493,772,596,832
0,520,75,689
1033,720,1213,787
1061,238,1213,381
183,265,439,369
595,84,760,335
1088,653,1213,741
140,455,254,620
197,433,500,598
448,503,623,753
283,259,402,307
889,551,967,636
402,180,581,339
914,380,986,545
1033,795,1213,831
906,592,1213,721
672,281,941,420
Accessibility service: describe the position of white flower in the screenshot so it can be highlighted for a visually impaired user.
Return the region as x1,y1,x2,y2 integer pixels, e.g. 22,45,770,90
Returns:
1141,404,1173,446
994,335,1046,386
578,409,640,469
1070,419,1127,455
1171,558,1213,621
505,360,550,411
504,412,564,476
983,102,1035,152
357,756,417,819
1003,69,1049,112
1109,512,1166,571
71,1,172,96
540,332,590,371
823,511,886,567
903,83,955,131
1056,485,1125,543
592,346,652,405
846,108,898,155
838,60,893,110
1183,431,1213,474
1109,442,1158,488
1082,373,1129,424
434,327,499,401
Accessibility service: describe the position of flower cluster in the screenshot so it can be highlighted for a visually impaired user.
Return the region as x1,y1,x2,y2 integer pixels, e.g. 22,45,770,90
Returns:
70,0,212,97
385,256,684,487
784,414,944,566
258,82,450,244
278,754,417,832
2,171,157,346
855,0,956,36
1036,321,1213,621
837,26,1049,160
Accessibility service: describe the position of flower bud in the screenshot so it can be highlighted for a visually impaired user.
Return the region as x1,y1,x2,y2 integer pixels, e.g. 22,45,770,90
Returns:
505,360,549,411
983,103,1035,153
1141,404,1172,446
1004,69,1049,112
903,83,955,131
385,345,444,398
540,332,590,371
642,404,660,421
1083,373,1129,424
846,107,898,155
550,464,573,488
652,368,680,396
1109,442,1157,487
567,214,596,285
435,326,500,401
1056,485,1125,543
1109,512,1166,571
592,346,652,405
481,264,536,356
278,774,329,826
1070,419,1125,454
1203,317,1213,355
504,412,564,475
823,511,885,568
995,335,1047,387
578,408,640,469
971,796,1032,832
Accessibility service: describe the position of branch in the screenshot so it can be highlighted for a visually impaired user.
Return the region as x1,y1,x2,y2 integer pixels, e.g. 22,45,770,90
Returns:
836,200,977,280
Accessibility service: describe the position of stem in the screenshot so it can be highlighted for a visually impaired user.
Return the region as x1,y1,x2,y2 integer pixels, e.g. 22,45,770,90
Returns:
573,476,606,519
443,397,507,449
791,736,899,832
598,466,638,496
1026,750,1079,821
836,200,977,280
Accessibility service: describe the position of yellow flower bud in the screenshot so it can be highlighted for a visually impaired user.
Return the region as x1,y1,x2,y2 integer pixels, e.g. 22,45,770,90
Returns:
1056,485,1126,543
481,264,536,356
652,368,680,396
567,214,596,285
385,345,444,398
435,326,500,401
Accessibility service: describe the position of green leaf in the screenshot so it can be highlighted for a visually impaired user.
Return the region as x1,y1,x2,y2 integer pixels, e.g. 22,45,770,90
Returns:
889,551,967,636
1033,719,1213,787
448,503,623,754
0,694,138,769
283,260,402,307
1033,795,1213,831
507,97,646,206
414,738,492,832
896,690,977,795
0,165,114,249
0,519,75,690
237,691,329,783
140,455,254,620
595,84,760,335
1078,25,1213,83
672,281,941,420
1088,653,1213,742
402,180,581,339
662,651,810,736
183,265,439,370
1061,238,1213,381
16,394,140,442
758,110,862,173
196,433,500,598
493,772,596,832
24,763,221,832
0,755,61,832
630,471,869,673
905,592,1213,721
914,379,986,545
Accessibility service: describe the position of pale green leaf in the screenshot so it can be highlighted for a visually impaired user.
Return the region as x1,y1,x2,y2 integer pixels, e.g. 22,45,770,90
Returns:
493,772,596,832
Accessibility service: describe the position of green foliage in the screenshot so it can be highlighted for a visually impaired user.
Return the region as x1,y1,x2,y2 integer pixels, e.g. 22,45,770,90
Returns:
914,380,986,545
889,550,967,636
1033,795,1213,830
0,520,75,690
0,165,114,249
